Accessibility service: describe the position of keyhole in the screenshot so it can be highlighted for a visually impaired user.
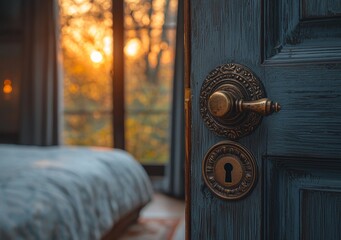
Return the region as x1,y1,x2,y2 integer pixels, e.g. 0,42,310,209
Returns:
224,163,233,182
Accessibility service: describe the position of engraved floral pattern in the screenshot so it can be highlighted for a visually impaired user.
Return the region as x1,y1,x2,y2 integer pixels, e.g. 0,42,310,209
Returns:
202,141,257,200
200,63,265,139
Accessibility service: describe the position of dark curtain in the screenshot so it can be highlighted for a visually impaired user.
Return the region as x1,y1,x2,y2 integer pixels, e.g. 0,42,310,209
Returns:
164,0,185,198
19,0,63,146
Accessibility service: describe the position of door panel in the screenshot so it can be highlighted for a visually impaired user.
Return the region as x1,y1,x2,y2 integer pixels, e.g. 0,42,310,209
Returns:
301,189,341,240
264,0,341,64
266,65,341,158
265,156,341,239
301,0,341,19
189,0,341,239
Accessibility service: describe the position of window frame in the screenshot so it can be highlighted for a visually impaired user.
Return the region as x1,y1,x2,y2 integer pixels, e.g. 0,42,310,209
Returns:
112,0,125,150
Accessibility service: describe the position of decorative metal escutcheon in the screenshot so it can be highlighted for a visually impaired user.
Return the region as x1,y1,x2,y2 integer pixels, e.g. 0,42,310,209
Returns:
202,141,257,200
200,63,281,139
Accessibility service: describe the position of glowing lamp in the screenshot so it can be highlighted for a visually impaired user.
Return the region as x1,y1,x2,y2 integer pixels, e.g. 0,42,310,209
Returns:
3,79,12,94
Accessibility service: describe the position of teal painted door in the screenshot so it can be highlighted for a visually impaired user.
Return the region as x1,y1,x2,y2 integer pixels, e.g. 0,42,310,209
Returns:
189,0,341,239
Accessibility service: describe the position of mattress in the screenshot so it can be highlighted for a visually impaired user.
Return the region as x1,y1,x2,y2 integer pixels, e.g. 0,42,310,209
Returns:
0,145,153,240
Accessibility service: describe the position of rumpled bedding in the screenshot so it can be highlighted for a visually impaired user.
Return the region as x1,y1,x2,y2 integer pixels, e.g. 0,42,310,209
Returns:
0,145,153,240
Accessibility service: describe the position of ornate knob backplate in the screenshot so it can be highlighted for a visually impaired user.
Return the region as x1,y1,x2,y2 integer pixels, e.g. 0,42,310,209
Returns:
200,63,280,139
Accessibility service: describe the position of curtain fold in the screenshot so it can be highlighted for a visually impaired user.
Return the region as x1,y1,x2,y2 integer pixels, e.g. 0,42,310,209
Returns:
19,0,63,146
164,0,185,198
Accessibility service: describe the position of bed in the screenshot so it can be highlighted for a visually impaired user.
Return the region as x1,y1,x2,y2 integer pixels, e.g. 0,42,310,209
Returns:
0,144,153,240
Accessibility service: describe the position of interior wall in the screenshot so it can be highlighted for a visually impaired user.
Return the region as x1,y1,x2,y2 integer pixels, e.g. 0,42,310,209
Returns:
0,0,23,142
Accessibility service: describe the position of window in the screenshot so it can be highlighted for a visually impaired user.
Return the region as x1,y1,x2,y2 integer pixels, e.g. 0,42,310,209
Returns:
60,0,177,166
124,0,178,164
60,0,113,147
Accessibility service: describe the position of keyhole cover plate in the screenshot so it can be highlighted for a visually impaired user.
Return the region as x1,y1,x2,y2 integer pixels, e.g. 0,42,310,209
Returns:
202,141,257,200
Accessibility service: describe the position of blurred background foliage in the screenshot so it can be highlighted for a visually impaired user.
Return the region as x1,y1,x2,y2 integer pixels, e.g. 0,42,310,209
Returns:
60,0,177,164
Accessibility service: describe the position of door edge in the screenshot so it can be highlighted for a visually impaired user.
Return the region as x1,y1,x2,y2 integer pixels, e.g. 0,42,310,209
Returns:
184,0,191,239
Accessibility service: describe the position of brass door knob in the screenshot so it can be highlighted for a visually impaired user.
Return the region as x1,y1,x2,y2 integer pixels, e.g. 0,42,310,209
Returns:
208,90,281,118
200,63,281,139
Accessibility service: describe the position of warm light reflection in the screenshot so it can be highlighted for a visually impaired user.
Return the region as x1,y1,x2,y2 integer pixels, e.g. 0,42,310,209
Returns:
124,38,142,57
60,0,114,148
90,50,103,63
103,36,112,55
3,79,12,94
124,0,178,164
148,52,158,68
160,41,169,50
125,0,139,3
88,26,98,36
67,6,77,15
142,15,150,25
60,0,178,162
161,50,172,64
4,79,11,85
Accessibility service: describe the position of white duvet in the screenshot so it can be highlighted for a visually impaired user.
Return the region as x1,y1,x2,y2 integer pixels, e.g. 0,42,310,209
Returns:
0,145,153,240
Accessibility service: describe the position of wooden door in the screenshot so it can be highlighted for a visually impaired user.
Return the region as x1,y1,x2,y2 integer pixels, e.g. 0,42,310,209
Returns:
187,0,341,239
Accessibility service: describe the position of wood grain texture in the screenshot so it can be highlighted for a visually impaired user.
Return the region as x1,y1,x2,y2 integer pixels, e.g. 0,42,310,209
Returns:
301,0,341,19
190,0,341,239
264,0,341,63
301,189,341,240
184,0,191,238
264,38,341,64
264,0,300,60
190,0,266,239
264,156,341,239
265,63,341,158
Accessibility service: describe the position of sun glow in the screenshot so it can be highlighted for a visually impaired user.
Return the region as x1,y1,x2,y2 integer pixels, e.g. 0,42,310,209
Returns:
124,38,142,57
90,50,103,63
103,36,112,55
